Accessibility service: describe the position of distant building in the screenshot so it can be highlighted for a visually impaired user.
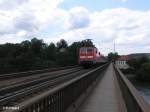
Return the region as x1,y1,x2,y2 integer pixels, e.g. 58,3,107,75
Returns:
116,55,129,69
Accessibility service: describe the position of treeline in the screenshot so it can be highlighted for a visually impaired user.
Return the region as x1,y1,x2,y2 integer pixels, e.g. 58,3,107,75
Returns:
127,57,150,81
107,52,119,61
0,38,94,74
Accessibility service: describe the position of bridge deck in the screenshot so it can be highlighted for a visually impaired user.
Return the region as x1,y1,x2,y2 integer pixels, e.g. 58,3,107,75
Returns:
76,64,126,112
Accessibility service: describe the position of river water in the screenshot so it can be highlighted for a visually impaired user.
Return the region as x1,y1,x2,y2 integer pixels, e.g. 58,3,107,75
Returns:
133,82,150,104
127,75,150,104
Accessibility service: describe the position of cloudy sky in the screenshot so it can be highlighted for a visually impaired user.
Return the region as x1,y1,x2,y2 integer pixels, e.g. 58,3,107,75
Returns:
0,0,150,55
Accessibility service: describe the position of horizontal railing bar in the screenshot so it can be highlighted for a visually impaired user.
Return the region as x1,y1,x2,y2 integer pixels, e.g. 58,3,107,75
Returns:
114,65,150,112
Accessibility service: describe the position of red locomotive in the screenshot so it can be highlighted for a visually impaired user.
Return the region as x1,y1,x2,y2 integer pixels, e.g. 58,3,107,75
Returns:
79,47,107,67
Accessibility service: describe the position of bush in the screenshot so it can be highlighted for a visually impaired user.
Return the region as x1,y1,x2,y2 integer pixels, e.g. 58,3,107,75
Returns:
127,56,149,71
136,63,150,81
120,68,134,74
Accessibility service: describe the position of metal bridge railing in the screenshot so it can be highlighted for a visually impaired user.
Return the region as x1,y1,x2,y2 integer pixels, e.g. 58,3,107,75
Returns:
3,64,108,112
114,65,150,112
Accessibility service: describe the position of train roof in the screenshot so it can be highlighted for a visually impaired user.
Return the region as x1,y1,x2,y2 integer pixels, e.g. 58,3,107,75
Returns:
80,47,96,49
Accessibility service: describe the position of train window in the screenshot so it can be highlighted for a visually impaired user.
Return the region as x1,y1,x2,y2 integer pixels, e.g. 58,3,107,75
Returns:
87,48,93,52
80,48,86,53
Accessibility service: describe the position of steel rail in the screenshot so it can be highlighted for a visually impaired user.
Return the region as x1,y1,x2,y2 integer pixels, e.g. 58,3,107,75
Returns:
0,69,88,106
0,66,81,89
0,67,81,94
0,67,82,102
0,65,78,80
2,64,108,112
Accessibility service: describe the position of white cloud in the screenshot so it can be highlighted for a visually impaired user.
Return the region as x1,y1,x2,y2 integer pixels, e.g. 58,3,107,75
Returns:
0,0,28,10
59,8,150,55
121,0,127,2
0,0,149,55
0,34,27,43
64,7,90,30
116,0,127,2
16,30,27,37
0,0,65,42
44,30,86,44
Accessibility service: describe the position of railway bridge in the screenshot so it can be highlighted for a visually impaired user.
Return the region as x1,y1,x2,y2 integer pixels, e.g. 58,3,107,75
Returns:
1,63,150,112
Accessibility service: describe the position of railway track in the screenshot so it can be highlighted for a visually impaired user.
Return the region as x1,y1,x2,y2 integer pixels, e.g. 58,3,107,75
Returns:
0,67,83,105
0,69,91,106
0,65,78,80
0,66,80,89
0,66,98,109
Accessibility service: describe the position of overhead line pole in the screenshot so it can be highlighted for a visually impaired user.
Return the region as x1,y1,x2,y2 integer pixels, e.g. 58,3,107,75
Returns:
114,39,116,53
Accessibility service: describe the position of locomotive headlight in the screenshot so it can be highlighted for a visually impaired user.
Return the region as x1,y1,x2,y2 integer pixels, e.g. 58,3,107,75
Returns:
80,56,86,58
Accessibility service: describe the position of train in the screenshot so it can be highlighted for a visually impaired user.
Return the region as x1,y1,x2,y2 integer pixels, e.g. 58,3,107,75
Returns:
79,47,107,67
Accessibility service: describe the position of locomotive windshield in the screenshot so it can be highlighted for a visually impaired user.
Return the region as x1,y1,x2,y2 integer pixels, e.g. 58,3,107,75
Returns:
80,48,93,53
80,48,86,53
87,48,93,53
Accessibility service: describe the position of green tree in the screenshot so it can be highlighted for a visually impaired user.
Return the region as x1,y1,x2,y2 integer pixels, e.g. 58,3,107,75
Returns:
45,42,56,60
81,39,94,47
21,40,31,52
56,39,68,50
108,52,119,62
68,42,82,64
127,56,150,81
0,38,98,74
56,39,70,66
31,38,45,55
127,56,149,70
137,63,150,81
